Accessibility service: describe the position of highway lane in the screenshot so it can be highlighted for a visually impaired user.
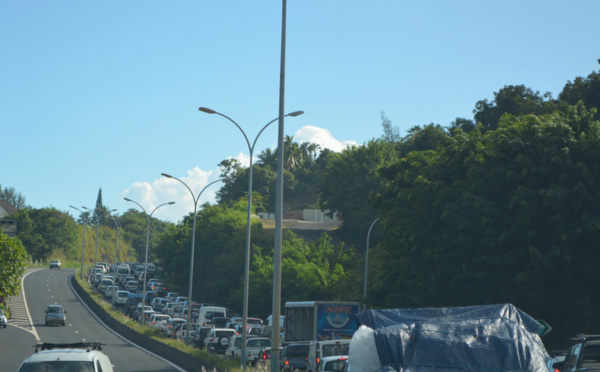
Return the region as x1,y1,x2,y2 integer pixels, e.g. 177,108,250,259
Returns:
1,268,185,372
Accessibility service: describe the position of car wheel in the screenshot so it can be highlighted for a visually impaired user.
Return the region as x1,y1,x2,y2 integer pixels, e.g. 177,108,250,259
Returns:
62,322,66,326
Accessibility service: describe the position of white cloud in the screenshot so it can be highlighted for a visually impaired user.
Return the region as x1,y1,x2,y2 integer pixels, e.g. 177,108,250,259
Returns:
121,166,218,223
294,125,357,152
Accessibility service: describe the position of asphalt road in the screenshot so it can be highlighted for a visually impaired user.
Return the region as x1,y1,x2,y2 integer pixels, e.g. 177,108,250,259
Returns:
0,268,185,372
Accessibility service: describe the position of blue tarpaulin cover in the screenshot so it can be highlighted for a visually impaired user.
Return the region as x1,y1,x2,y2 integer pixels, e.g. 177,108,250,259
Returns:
354,304,550,371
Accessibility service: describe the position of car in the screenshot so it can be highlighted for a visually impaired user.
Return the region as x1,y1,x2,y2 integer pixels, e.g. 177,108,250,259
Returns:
281,343,310,372
208,316,232,328
0,309,7,328
316,355,349,372
149,313,171,329
45,304,67,326
17,342,114,372
226,335,271,364
124,280,139,292
114,290,130,306
553,334,600,372
194,326,213,349
163,302,183,317
162,317,186,337
165,292,180,301
98,278,114,294
204,328,236,354
176,323,198,341
547,352,566,372
256,347,272,369
104,285,116,300
49,259,61,269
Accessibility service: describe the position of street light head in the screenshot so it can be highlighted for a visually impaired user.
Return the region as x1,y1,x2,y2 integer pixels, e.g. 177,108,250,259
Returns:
124,197,132,202
167,202,176,205
198,107,216,114
161,173,173,179
288,110,304,117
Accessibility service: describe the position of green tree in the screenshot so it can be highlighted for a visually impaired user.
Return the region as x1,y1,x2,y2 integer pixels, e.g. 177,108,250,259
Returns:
0,184,27,210
559,60,600,121
0,234,29,297
371,103,600,347
319,139,396,245
473,85,559,132
12,207,78,262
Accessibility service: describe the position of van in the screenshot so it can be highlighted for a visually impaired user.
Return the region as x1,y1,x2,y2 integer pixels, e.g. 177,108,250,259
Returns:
116,264,130,278
196,306,227,327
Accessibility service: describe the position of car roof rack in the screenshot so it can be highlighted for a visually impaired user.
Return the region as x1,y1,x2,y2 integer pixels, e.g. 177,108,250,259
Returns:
572,334,600,342
34,342,105,353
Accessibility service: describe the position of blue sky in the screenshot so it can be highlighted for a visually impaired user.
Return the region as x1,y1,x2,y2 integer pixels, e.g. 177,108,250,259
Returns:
2,0,599,223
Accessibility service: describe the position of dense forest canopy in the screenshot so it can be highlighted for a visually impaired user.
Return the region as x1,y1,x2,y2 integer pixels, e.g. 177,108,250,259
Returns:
1,61,599,349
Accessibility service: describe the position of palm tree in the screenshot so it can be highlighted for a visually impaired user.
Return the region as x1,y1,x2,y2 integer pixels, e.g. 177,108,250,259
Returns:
257,148,278,170
284,135,302,170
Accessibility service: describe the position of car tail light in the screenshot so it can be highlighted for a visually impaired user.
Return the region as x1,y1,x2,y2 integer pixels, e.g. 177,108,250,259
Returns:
316,357,320,365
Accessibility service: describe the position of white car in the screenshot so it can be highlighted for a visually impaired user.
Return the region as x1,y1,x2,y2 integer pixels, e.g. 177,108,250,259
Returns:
18,342,114,372
0,309,7,328
114,290,130,306
204,328,236,353
149,313,171,329
316,355,349,372
226,336,272,364
162,317,186,337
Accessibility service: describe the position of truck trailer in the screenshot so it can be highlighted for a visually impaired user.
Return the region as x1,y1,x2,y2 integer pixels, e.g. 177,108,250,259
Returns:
284,301,359,371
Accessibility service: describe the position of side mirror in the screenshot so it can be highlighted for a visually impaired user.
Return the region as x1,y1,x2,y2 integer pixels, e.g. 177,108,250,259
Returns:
553,361,565,371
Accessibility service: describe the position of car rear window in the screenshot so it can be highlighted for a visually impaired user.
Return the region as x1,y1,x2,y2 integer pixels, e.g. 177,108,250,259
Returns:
287,345,309,357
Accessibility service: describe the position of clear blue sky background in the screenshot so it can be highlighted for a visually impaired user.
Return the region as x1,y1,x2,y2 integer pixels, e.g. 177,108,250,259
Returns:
2,0,599,223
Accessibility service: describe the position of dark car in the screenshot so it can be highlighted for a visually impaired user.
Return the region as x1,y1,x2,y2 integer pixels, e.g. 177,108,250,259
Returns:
282,343,310,372
45,304,66,326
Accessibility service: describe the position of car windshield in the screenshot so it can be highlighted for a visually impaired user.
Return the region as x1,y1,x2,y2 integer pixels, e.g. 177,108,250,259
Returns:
47,307,63,313
19,361,94,372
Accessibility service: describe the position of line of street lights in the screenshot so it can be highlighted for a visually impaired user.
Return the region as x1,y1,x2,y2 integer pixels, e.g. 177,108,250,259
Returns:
124,198,175,326
160,174,224,345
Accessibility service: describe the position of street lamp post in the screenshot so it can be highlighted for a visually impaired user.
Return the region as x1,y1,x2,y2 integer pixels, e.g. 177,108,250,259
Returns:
272,0,288,370
363,217,380,311
124,198,175,326
160,174,224,345
70,206,88,279
83,206,116,275
198,107,303,368
109,214,120,268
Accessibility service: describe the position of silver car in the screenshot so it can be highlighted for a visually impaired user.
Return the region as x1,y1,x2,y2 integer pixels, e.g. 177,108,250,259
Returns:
0,309,7,328
45,304,66,326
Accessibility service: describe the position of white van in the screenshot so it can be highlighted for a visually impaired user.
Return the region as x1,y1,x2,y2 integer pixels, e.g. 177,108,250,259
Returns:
196,306,227,327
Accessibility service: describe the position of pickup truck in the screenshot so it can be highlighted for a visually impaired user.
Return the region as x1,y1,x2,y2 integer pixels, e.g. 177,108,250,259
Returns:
554,334,600,371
